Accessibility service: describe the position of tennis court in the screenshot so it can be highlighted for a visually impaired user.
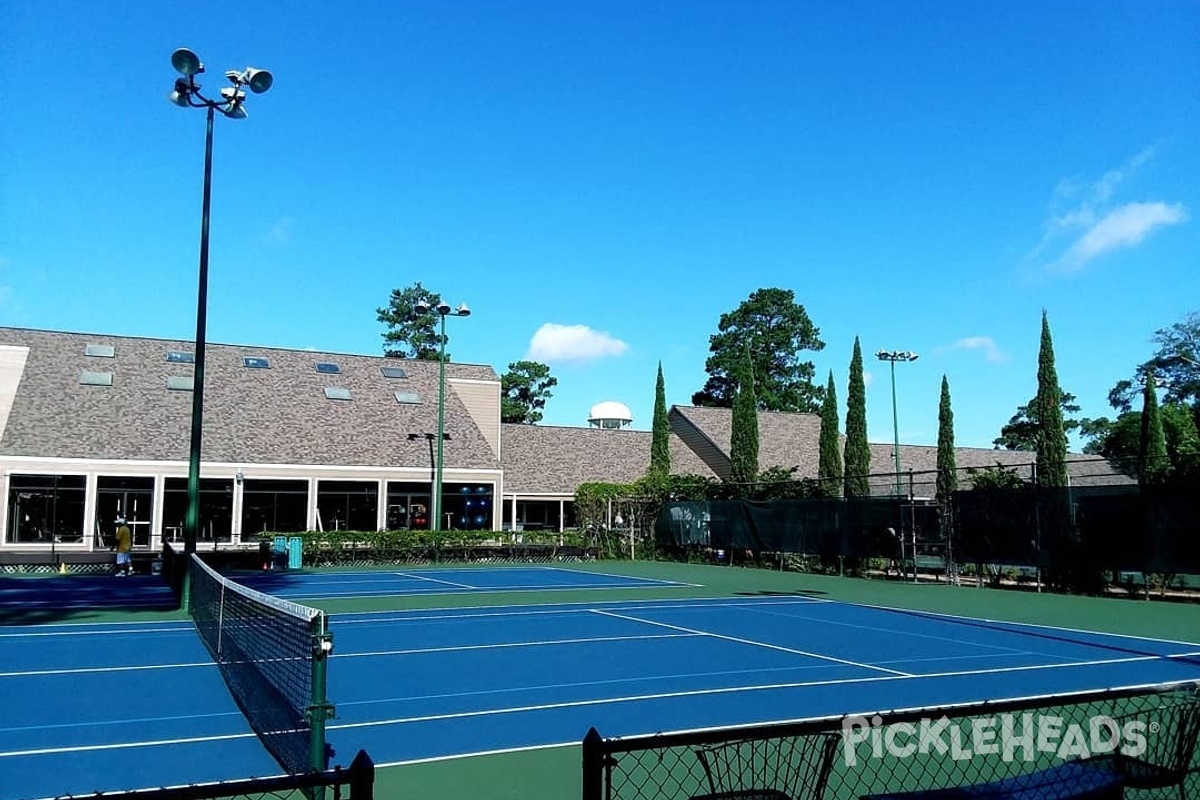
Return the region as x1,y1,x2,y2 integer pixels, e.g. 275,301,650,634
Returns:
3,563,1200,799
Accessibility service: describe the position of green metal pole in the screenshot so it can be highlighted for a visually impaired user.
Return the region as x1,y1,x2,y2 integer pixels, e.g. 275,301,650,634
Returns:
181,104,215,611
890,358,902,498
434,313,447,534
309,615,335,778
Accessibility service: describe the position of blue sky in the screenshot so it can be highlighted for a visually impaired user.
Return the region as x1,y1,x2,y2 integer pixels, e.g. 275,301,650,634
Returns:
2,1,1196,450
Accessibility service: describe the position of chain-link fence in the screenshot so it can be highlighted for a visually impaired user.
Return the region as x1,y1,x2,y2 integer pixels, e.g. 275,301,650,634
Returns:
583,682,1200,800
655,457,1200,586
47,749,374,800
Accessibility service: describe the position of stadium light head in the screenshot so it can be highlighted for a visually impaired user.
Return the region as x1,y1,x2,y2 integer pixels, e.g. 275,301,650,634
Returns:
414,301,431,315
243,67,273,94
436,302,452,316
455,303,471,317
171,48,204,77
168,79,192,107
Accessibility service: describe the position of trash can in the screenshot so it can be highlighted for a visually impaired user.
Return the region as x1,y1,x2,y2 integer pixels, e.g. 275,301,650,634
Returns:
287,536,303,570
272,536,288,570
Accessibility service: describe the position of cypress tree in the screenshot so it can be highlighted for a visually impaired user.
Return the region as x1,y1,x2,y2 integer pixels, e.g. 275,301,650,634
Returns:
843,337,871,497
818,370,842,497
729,348,760,492
1138,370,1168,486
936,375,958,504
1035,311,1069,487
649,362,671,478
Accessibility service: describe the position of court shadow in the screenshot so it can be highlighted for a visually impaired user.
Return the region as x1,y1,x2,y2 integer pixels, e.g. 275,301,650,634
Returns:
0,575,179,626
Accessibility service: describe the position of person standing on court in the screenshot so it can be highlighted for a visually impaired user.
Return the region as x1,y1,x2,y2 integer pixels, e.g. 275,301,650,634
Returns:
113,517,132,576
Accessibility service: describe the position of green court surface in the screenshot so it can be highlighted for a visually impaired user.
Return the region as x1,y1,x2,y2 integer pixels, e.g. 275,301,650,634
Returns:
308,560,1198,800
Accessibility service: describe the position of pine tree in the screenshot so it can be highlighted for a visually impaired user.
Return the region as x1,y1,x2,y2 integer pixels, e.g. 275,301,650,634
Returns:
1035,311,1069,487
843,337,871,497
649,362,671,478
729,348,760,492
818,370,842,497
936,375,958,504
1138,370,1168,486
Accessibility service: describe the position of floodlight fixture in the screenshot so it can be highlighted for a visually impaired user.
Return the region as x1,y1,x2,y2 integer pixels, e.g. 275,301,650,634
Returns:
168,46,272,584
171,48,203,76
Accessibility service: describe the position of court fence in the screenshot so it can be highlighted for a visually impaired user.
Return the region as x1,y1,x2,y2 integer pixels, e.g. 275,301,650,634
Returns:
582,681,1200,800
654,457,1200,592
44,749,374,800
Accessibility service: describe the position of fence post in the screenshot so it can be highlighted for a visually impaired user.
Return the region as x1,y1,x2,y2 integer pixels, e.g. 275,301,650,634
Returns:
348,749,375,800
582,727,605,800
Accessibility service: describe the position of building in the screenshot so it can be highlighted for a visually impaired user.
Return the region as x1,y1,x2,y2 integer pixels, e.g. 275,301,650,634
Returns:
0,326,1125,558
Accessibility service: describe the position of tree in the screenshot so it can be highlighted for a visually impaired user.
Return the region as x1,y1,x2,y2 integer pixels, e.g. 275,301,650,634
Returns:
936,375,957,504
1034,311,1068,487
649,362,671,478
376,282,445,360
967,464,1026,491
1138,371,1169,486
1108,311,1200,414
817,370,842,497
1083,404,1199,477
843,337,871,498
500,361,557,424
729,348,759,490
691,288,825,412
993,392,1083,450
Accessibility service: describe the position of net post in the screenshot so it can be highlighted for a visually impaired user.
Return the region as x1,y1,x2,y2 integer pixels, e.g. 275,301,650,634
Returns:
309,613,336,775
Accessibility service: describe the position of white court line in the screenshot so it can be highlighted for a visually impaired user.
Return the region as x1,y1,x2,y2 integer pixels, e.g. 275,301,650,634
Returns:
330,650,1200,733
282,581,696,601
333,596,823,625
0,729,259,759
375,740,578,768
539,565,702,588
335,632,698,659
0,618,192,632
847,599,1200,650
0,623,195,638
393,571,476,589
0,661,213,679
589,609,913,677
742,605,1037,656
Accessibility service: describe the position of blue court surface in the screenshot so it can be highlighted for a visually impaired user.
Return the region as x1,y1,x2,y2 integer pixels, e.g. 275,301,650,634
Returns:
3,566,1200,799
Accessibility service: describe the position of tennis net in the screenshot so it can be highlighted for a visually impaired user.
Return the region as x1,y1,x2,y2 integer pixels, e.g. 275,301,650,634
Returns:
187,553,334,775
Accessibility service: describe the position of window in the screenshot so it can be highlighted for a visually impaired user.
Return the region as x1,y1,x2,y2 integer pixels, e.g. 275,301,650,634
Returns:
85,344,115,358
394,391,421,404
316,362,341,374
324,386,352,401
166,351,195,363
243,357,270,369
166,376,194,391
380,366,408,379
80,370,113,386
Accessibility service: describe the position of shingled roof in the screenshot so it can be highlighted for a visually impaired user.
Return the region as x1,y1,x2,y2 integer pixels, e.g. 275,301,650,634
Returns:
500,424,716,494
668,405,822,480
0,327,500,470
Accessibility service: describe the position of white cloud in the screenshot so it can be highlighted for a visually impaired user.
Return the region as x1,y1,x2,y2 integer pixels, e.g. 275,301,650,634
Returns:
1033,148,1187,273
263,217,296,246
946,336,1006,363
862,370,873,388
1054,202,1188,273
526,323,629,364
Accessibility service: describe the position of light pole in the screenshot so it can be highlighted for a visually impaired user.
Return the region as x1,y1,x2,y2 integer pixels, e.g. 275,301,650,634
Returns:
413,300,471,532
875,350,919,498
168,48,273,556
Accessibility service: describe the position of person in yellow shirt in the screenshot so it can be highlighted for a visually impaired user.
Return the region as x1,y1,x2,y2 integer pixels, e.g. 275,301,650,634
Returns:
113,518,132,576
